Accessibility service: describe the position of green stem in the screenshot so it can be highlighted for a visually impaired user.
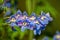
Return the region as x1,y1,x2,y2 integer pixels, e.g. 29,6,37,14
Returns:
32,0,36,12
26,0,31,15
29,30,33,40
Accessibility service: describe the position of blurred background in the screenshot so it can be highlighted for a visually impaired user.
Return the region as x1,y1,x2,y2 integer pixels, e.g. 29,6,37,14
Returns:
0,0,60,40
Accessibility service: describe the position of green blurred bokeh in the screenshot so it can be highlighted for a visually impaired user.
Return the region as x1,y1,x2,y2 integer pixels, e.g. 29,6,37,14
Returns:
0,0,60,40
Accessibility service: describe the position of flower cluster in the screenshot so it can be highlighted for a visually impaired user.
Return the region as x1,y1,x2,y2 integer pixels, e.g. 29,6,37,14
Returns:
6,10,53,35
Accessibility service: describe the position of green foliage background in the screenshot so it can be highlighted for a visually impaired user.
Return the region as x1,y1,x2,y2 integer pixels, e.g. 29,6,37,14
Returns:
0,0,60,40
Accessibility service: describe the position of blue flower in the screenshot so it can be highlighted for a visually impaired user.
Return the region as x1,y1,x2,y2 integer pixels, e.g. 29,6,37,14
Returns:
40,11,46,16
40,26,46,30
9,15,16,22
6,15,16,23
23,11,28,16
31,12,36,17
5,2,11,8
53,31,60,40
16,20,23,27
40,19,49,25
10,15,16,18
45,13,53,22
25,18,31,23
35,24,41,30
29,21,35,30
38,18,47,27
33,29,41,35
16,10,22,15
33,22,42,35
37,30,41,35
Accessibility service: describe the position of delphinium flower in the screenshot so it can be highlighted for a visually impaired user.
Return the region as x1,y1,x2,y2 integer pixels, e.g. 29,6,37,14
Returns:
16,20,23,28
30,12,43,35
21,11,30,29
37,15,46,30
3,0,11,8
45,12,53,22
39,12,49,26
5,2,11,8
40,11,53,25
8,15,17,31
33,28,41,35
23,11,28,20
34,20,40,29
15,10,24,28
16,11,29,32
33,20,42,35
37,11,50,30
23,11,28,16
29,12,36,21
33,11,53,35
9,15,16,22
15,10,22,19
6,10,53,35
2,0,12,17
29,20,35,30
21,21,28,32
6,15,16,23
25,19,30,29
15,10,22,20
28,12,36,30
53,31,60,40
15,10,25,25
